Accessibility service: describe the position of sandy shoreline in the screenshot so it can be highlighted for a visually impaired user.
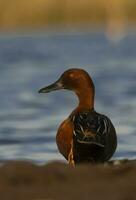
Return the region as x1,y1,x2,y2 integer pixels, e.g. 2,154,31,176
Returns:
0,159,135,200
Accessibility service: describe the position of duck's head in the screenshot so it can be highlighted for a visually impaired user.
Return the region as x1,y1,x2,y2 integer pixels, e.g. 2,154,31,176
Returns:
39,68,94,94
39,68,95,108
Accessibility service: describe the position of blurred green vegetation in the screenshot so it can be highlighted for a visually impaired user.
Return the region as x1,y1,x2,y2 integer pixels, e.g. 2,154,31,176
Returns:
0,0,135,30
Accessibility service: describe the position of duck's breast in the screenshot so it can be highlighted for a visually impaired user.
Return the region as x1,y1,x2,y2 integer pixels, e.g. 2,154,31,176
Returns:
56,118,74,160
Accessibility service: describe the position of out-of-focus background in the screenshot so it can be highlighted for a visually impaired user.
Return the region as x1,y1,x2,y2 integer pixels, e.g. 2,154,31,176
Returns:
0,0,136,164
0,0,136,37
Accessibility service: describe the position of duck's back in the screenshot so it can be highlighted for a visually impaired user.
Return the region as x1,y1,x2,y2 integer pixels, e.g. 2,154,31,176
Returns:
71,110,117,164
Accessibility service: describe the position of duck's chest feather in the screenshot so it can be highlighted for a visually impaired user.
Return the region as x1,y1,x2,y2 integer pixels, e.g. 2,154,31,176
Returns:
56,119,74,160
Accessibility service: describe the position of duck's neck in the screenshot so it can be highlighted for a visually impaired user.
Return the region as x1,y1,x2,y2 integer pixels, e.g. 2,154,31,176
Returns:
76,87,95,111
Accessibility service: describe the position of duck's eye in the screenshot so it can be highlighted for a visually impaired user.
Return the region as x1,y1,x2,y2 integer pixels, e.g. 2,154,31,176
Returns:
69,73,74,78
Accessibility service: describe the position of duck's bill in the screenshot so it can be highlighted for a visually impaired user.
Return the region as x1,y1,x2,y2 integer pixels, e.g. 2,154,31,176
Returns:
38,80,64,93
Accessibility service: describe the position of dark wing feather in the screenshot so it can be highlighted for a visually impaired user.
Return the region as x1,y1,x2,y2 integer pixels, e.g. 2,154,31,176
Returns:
72,110,117,163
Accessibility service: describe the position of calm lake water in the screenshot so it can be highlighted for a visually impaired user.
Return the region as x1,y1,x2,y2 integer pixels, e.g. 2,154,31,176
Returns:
0,31,136,164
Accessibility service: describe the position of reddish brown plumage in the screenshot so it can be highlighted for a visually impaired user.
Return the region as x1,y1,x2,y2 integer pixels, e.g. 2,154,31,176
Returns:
56,119,74,160
39,68,117,165
56,69,95,161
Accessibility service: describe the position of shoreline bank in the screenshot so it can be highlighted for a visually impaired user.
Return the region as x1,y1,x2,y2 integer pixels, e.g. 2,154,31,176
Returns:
0,159,135,200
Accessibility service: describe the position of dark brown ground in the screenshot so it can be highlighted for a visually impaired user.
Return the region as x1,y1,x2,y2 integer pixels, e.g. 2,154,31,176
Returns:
0,160,135,200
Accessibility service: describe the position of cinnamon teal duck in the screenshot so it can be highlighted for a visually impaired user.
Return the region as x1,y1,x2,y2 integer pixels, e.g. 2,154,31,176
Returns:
39,68,117,165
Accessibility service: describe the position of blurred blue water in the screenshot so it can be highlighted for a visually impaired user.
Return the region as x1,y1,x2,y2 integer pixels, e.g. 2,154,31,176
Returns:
0,31,136,164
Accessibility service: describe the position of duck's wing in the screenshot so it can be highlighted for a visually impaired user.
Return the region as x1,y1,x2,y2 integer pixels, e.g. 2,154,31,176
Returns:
72,111,108,147
72,110,117,163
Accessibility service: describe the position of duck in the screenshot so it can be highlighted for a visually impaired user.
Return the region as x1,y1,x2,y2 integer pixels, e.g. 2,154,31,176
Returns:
39,68,117,165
